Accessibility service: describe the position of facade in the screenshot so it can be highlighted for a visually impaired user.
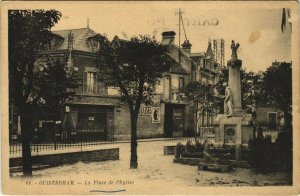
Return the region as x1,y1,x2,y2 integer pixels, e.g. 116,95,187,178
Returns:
254,106,284,130
250,106,284,142
10,27,221,141
190,39,222,139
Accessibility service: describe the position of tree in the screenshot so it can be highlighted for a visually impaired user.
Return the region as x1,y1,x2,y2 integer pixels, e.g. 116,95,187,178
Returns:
214,66,262,112
9,10,61,176
180,81,219,131
263,62,292,131
35,57,80,120
97,35,170,168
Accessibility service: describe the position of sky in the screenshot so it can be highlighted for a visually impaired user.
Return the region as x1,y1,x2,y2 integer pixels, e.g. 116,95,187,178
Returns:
52,2,292,72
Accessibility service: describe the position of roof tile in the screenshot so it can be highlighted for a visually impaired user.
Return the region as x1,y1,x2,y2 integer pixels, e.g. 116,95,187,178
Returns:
52,28,98,52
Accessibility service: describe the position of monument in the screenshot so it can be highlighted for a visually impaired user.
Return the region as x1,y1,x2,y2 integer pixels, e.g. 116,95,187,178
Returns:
213,40,253,160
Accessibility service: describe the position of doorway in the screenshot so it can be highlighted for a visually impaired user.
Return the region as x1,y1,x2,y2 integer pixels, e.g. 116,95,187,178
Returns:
164,104,185,137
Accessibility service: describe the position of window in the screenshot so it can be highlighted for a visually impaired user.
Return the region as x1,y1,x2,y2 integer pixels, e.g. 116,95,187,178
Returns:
88,38,101,52
83,69,97,94
268,113,277,130
87,72,95,93
77,113,107,141
200,59,204,68
179,77,184,89
171,77,179,89
155,79,164,94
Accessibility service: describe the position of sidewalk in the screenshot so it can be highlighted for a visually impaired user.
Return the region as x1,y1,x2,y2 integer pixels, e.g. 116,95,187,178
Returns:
9,137,197,158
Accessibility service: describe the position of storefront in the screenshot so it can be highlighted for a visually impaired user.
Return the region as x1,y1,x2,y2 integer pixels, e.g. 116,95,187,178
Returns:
63,104,114,141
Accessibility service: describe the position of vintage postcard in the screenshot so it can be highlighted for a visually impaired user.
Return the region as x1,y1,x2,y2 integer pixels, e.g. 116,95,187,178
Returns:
1,1,299,195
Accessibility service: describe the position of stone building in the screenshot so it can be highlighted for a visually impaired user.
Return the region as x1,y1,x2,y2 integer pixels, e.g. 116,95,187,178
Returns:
10,28,221,141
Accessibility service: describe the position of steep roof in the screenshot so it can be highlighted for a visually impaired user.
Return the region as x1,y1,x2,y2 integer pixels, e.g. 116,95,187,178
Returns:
205,42,214,59
190,52,205,63
167,56,189,75
52,27,98,52
191,52,205,57
168,44,191,60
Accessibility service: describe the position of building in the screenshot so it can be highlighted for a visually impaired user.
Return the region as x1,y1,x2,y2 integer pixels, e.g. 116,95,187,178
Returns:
10,27,221,142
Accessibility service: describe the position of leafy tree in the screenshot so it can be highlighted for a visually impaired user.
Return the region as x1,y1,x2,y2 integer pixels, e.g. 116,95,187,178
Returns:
180,81,219,127
9,10,61,176
214,66,263,112
263,62,292,131
35,57,80,120
263,62,292,172
97,35,170,168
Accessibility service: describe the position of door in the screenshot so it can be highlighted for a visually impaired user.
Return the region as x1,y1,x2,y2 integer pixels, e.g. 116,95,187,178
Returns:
164,104,173,137
268,113,277,130
173,107,184,137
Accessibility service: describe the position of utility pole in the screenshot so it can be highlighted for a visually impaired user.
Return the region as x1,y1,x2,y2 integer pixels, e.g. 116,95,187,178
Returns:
178,9,181,64
175,9,184,64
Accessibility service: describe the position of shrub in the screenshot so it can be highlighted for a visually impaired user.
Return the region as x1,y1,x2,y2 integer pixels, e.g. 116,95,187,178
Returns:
175,142,185,158
248,136,276,173
185,140,195,153
275,131,292,171
195,139,204,152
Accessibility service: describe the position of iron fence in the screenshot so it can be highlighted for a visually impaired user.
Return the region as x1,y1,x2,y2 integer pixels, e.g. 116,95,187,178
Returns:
164,136,202,143
9,129,115,155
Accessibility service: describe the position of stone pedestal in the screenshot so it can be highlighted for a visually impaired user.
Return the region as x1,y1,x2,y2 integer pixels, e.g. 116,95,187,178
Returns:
227,59,242,116
213,42,254,161
213,114,253,160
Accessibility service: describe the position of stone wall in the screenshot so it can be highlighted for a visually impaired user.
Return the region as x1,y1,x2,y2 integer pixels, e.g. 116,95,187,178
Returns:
114,103,165,140
10,148,119,168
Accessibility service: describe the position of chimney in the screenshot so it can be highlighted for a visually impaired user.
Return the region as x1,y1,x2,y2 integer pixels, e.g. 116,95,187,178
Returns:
162,31,176,45
181,40,192,54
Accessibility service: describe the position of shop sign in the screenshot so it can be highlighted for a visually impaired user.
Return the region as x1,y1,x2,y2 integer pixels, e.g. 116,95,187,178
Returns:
152,107,160,123
55,121,61,124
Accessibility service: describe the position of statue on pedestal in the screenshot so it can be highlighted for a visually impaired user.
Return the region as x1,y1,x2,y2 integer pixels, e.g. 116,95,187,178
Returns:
231,40,240,60
223,82,233,117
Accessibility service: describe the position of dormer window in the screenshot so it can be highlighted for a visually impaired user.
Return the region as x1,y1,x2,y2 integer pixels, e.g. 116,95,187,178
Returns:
40,34,63,51
88,38,100,51
87,35,102,52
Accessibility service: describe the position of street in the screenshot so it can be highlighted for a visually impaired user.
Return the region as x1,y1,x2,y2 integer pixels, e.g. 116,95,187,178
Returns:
11,140,292,192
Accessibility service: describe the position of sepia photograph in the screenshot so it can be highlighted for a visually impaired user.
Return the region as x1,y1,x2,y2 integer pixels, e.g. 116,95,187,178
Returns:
1,1,299,195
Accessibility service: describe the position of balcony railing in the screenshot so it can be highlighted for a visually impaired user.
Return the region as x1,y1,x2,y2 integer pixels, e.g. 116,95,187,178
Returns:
81,83,106,95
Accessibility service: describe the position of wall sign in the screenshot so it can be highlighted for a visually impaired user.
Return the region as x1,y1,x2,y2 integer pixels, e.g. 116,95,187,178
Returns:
65,106,70,112
139,106,152,116
152,107,160,123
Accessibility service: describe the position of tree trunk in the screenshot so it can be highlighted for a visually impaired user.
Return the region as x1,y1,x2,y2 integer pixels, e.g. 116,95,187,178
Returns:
283,109,292,133
130,111,138,169
20,104,33,176
195,102,198,137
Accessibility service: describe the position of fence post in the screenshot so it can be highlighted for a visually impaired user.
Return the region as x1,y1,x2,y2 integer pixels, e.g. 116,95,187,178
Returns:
54,123,57,150
36,142,38,153
81,134,82,151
